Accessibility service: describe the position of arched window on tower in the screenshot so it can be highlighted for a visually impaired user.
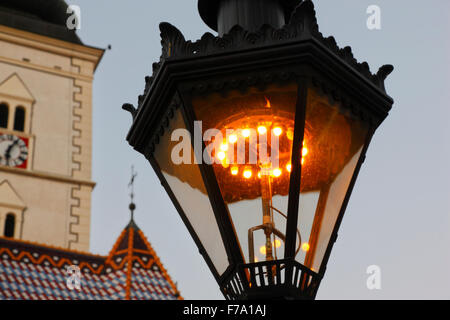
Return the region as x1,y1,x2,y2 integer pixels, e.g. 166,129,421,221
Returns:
0,103,8,128
13,106,25,132
4,213,15,238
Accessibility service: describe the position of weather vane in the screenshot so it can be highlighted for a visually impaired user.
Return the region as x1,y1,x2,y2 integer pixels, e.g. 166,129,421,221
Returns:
128,165,137,220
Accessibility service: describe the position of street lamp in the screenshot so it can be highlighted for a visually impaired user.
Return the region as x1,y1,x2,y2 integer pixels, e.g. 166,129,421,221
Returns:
124,0,394,300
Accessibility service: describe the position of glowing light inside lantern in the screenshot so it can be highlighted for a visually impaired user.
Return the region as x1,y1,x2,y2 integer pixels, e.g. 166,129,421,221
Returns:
301,243,310,252
228,134,238,144
257,126,267,135
274,239,282,248
220,143,228,152
302,147,308,157
242,129,251,138
243,169,252,179
273,127,283,136
259,246,266,255
217,151,226,161
272,168,282,177
287,128,294,140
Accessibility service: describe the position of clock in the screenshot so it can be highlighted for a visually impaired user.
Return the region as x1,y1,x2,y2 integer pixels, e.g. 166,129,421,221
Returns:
0,134,29,168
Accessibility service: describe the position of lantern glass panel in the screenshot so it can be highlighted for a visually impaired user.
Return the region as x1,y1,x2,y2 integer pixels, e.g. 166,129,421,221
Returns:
153,107,229,275
192,84,298,264
293,88,369,271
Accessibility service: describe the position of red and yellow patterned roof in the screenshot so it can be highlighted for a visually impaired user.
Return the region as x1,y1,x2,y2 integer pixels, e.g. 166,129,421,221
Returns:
0,220,182,300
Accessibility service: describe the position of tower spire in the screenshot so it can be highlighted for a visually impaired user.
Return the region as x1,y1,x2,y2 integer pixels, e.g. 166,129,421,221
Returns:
128,165,137,221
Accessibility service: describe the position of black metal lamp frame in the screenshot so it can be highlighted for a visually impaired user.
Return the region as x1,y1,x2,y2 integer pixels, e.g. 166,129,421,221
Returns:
124,0,394,300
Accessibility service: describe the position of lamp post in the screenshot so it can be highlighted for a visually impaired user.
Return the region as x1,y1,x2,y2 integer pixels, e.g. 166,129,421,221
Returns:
124,0,394,300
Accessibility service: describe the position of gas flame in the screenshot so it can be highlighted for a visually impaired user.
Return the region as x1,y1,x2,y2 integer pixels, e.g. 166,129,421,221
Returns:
264,97,271,109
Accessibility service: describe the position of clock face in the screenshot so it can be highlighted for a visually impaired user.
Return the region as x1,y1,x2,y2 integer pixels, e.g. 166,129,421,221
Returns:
0,134,29,168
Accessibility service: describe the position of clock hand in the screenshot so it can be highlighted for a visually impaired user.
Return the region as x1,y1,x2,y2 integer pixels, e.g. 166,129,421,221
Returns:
5,139,19,161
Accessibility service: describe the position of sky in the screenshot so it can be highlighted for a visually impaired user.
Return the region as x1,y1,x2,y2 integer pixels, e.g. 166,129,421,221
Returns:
66,0,450,299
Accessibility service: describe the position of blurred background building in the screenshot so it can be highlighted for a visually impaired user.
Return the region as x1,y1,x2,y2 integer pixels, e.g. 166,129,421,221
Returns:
0,0,180,300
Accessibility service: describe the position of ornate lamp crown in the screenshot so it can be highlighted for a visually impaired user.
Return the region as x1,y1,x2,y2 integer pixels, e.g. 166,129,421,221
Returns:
124,0,392,120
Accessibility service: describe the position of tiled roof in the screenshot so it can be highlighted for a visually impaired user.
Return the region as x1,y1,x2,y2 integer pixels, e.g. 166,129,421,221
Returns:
0,220,182,300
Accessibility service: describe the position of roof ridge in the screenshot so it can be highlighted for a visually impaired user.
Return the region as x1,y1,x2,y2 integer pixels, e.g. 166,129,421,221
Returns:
0,236,105,259
104,221,182,299
105,227,128,263
125,226,134,300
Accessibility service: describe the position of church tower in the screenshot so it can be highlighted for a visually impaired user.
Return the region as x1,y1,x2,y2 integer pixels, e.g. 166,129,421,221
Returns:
0,0,104,251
